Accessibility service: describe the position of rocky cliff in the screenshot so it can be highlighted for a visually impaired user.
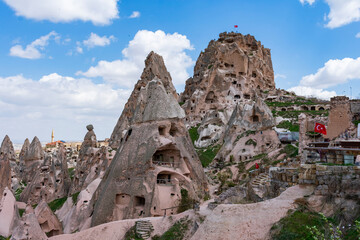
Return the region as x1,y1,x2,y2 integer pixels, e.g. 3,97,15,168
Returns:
109,51,178,149
180,32,275,148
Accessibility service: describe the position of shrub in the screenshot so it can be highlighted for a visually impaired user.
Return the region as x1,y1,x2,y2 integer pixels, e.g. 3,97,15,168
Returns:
245,139,257,147
72,192,80,204
153,217,191,240
48,197,67,212
177,189,193,213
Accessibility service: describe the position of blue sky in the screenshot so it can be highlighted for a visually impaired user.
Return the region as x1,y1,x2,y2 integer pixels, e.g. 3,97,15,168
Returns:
0,0,360,143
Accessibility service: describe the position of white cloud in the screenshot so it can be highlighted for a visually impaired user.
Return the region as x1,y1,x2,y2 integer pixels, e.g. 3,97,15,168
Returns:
287,86,336,100
83,33,115,48
9,31,58,59
299,0,316,5
289,56,360,100
77,30,194,89
325,0,360,28
76,46,84,54
3,0,119,25
129,11,141,18
0,73,131,141
275,74,287,79
301,0,360,28
300,57,360,88
356,32,360,38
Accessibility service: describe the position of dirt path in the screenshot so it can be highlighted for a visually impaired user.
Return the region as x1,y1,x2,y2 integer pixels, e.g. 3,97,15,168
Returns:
50,185,313,240
191,185,314,240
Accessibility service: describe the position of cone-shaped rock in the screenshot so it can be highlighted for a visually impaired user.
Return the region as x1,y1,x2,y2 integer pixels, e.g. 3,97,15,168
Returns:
70,124,102,194
35,200,63,236
19,138,30,162
91,70,207,226
109,51,178,148
23,136,45,183
0,188,18,237
0,136,14,196
18,138,30,180
20,144,70,204
11,205,47,240
25,136,44,162
0,135,16,162
216,94,280,162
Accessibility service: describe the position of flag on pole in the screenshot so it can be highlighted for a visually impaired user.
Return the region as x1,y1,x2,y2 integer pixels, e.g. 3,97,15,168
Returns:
314,123,327,135
234,25,238,28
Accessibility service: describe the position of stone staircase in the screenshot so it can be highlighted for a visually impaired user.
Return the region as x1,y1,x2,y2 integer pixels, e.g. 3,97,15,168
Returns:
135,220,154,239
251,173,270,187
249,173,271,199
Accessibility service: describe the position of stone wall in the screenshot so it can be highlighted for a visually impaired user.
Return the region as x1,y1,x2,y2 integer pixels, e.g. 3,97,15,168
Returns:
326,96,352,139
350,99,360,114
298,164,360,197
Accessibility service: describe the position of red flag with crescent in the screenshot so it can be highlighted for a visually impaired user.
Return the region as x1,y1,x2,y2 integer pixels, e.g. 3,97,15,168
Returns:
314,123,327,135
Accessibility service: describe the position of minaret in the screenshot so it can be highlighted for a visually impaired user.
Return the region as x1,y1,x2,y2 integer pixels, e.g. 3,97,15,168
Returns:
51,129,54,143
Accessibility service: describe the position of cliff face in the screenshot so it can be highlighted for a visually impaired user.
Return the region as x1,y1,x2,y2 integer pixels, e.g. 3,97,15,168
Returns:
180,32,275,148
91,55,207,227
109,51,178,149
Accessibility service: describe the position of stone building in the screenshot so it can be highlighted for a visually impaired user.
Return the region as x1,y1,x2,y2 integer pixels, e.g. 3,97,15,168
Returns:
326,96,352,140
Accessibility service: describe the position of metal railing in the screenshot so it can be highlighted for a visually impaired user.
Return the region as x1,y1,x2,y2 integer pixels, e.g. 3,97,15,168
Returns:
156,179,176,185
153,161,179,168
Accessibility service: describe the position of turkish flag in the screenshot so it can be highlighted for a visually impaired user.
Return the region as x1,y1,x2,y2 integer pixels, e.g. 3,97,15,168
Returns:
255,163,259,169
314,123,327,135
234,25,238,28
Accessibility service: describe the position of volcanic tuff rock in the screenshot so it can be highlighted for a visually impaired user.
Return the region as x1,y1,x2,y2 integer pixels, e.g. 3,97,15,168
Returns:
0,135,16,162
109,51,178,149
0,136,14,196
20,144,70,205
180,32,275,148
0,188,19,237
22,136,45,183
71,145,112,195
0,136,23,192
83,124,97,148
18,138,30,181
216,95,279,162
70,125,111,194
35,200,63,236
56,178,101,234
11,205,47,240
91,76,207,226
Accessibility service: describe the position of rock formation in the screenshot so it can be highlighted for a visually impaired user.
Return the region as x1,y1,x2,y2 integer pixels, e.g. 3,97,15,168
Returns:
0,136,14,196
0,135,16,162
35,200,63,236
109,51,178,149
22,136,45,184
83,124,97,148
216,96,279,162
56,178,102,234
70,125,110,194
11,205,47,240
0,188,18,237
20,144,70,205
18,138,30,181
180,32,275,148
91,57,208,226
